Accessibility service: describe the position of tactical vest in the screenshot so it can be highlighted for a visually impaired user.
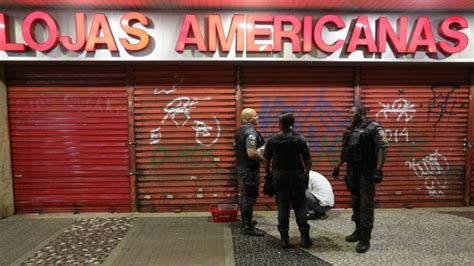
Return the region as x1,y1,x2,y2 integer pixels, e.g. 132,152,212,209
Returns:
342,121,378,168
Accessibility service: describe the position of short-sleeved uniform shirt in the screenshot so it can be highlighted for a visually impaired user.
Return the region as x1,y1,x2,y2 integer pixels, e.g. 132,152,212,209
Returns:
264,130,311,171
234,123,264,170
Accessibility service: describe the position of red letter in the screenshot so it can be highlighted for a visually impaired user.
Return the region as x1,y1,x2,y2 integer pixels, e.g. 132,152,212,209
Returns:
273,15,302,53
407,17,437,54
313,15,345,53
246,15,273,52
208,14,244,52
302,16,312,53
376,16,408,53
22,11,59,51
85,14,118,52
0,13,25,51
119,12,150,52
60,13,86,51
175,14,207,52
347,16,377,53
437,16,468,55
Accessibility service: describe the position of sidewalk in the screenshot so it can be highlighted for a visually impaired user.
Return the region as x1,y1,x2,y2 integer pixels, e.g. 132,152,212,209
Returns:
0,207,473,265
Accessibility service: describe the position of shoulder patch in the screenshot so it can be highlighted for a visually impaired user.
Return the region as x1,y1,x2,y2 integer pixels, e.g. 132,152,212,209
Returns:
378,128,388,143
248,134,257,141
371,121,381,127
367,121,381,131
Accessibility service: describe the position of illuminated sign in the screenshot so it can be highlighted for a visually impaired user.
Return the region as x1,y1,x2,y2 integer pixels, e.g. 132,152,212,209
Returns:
175,14,468,55
0,11,471,61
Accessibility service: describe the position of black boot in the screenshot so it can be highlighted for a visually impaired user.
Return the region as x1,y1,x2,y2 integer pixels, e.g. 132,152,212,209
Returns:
242,209,264,237
300,229,312,248
355,228,371,253
241,220,258,228
280,231,290,249
346,222,361,242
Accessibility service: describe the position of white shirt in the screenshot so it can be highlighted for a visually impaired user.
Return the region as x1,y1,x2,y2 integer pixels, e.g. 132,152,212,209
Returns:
307,170,334,207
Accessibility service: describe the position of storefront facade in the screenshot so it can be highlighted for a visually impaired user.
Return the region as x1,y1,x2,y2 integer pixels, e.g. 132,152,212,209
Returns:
1,8,473,215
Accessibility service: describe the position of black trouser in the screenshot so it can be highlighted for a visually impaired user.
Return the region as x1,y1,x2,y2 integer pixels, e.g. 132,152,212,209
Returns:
273,169,309,234
305,191,331,215
237,167,260,227
346,165,376,231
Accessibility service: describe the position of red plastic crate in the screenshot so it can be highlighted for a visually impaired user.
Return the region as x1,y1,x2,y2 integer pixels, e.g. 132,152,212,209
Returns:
210,204,239,222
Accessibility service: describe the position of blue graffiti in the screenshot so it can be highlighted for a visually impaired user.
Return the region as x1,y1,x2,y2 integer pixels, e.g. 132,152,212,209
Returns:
258,89,348,158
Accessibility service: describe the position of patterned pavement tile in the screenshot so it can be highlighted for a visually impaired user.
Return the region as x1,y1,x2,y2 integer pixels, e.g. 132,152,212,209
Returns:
23,217,135,265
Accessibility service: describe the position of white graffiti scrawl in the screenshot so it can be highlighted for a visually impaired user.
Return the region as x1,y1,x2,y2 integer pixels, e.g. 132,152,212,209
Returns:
192,117,221,147
376,98,415,143
376,98,416,123
405,150,449,196
162,96,211,127
148,80,220,146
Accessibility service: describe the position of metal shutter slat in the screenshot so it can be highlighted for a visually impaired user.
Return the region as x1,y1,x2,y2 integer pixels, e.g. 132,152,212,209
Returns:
241,66,355,209
134,66,237,212
361,67,470,208
7,66,130,214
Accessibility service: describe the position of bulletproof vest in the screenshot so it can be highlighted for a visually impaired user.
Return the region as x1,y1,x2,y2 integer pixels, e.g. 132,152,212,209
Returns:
269,130,307,170
235,123,264,169
342,121,377,168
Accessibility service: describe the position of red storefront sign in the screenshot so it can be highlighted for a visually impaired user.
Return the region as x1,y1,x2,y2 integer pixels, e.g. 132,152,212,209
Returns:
0,11,469,55
0,11,150,52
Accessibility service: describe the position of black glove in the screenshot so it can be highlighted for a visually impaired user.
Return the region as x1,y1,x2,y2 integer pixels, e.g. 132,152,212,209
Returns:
332,167,340,178
373,169,383,184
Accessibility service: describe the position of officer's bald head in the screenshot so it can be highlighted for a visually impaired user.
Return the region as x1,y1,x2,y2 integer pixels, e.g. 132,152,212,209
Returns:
241,108,259,125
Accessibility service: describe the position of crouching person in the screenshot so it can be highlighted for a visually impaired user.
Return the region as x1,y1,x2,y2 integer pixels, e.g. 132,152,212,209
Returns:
305,170,334,220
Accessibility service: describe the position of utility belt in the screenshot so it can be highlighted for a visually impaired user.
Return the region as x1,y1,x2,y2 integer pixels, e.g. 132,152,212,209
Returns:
236,161,259,170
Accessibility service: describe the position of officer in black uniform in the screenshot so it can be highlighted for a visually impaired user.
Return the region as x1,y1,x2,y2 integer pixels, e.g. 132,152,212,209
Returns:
333,104,388,253
235,108,265,236
264,112,312,249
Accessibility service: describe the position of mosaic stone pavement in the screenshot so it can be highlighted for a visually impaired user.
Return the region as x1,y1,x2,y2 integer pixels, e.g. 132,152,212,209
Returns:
256,209,474,265
23,217,135,264
231,222,331,266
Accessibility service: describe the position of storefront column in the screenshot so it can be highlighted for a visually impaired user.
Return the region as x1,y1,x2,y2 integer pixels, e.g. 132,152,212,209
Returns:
0,65,14,218
465,71,474,206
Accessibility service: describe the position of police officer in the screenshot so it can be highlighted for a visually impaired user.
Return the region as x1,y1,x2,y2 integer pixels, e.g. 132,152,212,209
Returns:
235,108,265,236
333,104,388,253
264,112,312,249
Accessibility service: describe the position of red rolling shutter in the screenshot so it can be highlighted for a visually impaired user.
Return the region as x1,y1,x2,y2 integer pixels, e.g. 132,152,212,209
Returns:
7,66,130,213
241,66,355,209
360,67,470,207
133,66,237,212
